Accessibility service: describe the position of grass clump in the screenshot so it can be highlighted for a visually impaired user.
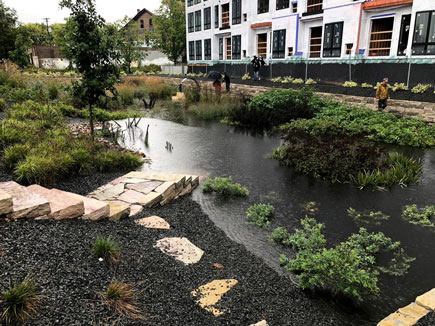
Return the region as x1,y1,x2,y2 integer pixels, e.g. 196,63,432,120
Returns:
347,207,389,225
0,275,40,325
100,280,143,320
92,236,121,264
202,176,249,197
402,204,435,227
278,217,414,302
246,203,275,227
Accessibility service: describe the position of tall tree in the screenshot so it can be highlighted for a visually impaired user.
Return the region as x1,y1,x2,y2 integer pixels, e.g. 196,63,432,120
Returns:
9,32,31,68
146,0,185,65
114,16,147,73
0,0,18,61
59,0,121,139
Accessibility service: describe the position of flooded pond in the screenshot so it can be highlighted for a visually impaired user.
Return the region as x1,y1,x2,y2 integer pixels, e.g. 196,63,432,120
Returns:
119,116,435,322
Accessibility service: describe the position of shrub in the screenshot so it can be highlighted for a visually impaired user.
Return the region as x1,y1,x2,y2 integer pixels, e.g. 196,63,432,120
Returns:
292,78,304,84
227,88,315,127
3,144,30,170
94,151,143,173
402,204,435,227
347,207,389,225
361,83,373,88
116,84,135,105
0,275,40,325
343,81,358,87
281,76,293,83
189,102,229,120
392,82,409,92
411,83,431,94
305,78,317,85
242,73,251,80
100,280,143,319
246,203,275,227
0,99,5,111
271,77,283,83
202,176,249,197
279,217,414,301
269,226,291,246
92,236,120,263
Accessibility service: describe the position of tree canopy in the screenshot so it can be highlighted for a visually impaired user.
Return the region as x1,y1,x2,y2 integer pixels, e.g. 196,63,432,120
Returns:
0,0,18,60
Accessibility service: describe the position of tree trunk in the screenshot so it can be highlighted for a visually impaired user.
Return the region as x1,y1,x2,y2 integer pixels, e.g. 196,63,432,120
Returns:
89,104,94,141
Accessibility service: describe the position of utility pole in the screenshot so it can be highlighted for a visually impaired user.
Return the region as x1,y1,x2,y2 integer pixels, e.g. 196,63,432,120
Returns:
43,18,52,45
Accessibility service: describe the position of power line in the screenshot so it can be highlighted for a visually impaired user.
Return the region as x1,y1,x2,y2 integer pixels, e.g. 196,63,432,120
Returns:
43,18,52,45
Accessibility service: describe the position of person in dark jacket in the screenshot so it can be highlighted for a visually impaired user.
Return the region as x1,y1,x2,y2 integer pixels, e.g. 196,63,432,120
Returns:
251,56,265,80
223,73,231,92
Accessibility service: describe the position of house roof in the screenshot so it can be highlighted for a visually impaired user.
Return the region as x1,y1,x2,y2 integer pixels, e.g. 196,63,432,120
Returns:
132,8,154,22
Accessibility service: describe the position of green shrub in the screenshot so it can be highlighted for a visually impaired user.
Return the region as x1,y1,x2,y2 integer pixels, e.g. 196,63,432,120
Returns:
343,81,358,87
269,227,291,246
271,77,283,83
0,275,40,325
94,151,143,172
3,144,30,170
279,217,414,301
292,78,304,84
202,176,249,197
392,83,408,92
305,78,317,85
347,207,389,225
227,88,315,127
242,73,251,80
361,83,373,88
0,99,5,111
92,236,121,263
246,203,275,227
190,102,229,120
411,83,431,94
402,204,435,227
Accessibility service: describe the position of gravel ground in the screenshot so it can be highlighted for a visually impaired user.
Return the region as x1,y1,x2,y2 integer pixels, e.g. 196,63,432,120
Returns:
0,195,373,326
416,312,435,325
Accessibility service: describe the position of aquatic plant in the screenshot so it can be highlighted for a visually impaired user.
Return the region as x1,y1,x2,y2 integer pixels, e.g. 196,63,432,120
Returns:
402,204,435,227
246,203,275,227
202,176,249,197
347,207,389,225
279,217,414,302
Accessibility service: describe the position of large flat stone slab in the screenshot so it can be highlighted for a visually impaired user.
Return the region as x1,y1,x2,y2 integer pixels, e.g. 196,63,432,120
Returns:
137,192,162,208
154,182,176,197
0,189,13,215
67,192,109,221
117,189,148,204
154,237,204,265
88,183,125,201
191,279,238,316
1,181,51,219
125,181,163,194
378,303,430,326
107,202,130,221
27,185,84,220
129,205,143,217
416,288,435,311
135,216,170,229
124,172,186,188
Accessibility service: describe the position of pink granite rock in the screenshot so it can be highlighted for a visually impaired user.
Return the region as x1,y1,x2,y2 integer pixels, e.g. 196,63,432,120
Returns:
67,192,109,220
117,190,148,204
125,181,163,194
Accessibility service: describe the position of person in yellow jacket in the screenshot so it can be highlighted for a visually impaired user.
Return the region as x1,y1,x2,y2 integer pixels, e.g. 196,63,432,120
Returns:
376,78,389,110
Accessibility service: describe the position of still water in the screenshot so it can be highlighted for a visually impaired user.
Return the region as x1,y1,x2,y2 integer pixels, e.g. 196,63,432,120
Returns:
119,116,435,321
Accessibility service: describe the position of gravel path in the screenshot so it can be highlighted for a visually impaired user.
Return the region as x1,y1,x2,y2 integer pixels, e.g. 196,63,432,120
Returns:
0,195,373,326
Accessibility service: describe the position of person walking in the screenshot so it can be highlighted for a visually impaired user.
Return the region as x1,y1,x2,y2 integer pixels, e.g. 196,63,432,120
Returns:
251,56,262,81
376,77,389,110
223,73,231,92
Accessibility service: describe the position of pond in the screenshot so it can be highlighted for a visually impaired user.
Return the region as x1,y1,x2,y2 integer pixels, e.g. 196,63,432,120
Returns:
118,115,435,322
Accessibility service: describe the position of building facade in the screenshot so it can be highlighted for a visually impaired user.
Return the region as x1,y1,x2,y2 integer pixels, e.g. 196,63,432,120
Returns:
185,0,435,83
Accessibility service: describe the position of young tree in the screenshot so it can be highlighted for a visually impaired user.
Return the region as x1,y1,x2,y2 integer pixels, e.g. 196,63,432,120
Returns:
146,0,185,65
59,0,121,139
9,32,31,68
114,16,147,74
0,0,18,61
52,19,74,69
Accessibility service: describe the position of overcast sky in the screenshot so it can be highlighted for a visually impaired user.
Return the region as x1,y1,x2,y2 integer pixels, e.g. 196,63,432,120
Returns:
4,0,162,24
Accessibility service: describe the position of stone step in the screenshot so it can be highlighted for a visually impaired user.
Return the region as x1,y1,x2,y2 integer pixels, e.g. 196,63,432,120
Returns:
0,181,51,219
67,192,109,221
107,202,130,221
191,279,238,316
27,185,85,220
154,237,204,265
124,172,186,189
0,189,13,215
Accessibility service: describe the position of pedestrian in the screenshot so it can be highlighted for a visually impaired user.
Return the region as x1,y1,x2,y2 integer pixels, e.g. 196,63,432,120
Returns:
213,78,222,93
376,77,389,110
251,56,261,81
223,73,231,92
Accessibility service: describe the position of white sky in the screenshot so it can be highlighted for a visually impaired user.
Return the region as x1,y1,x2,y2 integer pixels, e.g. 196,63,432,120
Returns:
4,0,162,24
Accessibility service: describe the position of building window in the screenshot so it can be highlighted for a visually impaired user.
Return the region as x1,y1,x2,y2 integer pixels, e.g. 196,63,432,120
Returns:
189,41,195,60
243,13,247,22
258,0,269,14
288,47,293,56
398,15,411,56
215,5,219,28
194,0,201,4
226,37,232,59
187,0,193,7
232,35,241,59
222,4,230,29
140,20,144,29
412,11,435,55
369,17,394,57
273,29,286,58
323,22,343,57
188,13,194,33
204,7,211,30
195,10,202,32
307,0,322,14
149,19,153,27
276,0,289,11
309,26,322,58
232,0,242,25
219,38,223,60
346,43,353,55
204,39,211,60
196,40,202,60
292,2,298,13
257,33,267,58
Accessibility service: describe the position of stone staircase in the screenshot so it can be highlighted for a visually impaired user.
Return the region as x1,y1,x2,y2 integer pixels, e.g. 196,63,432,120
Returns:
0,172,200,221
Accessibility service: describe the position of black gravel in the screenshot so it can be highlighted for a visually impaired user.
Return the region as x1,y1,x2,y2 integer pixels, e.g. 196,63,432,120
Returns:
0,195,373,326
416,312,435,326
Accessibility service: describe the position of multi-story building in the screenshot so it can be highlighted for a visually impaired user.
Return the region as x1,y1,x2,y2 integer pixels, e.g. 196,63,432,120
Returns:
185,0,435,83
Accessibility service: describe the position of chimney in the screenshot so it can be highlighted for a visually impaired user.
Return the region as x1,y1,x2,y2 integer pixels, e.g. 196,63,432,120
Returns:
137,9,140,13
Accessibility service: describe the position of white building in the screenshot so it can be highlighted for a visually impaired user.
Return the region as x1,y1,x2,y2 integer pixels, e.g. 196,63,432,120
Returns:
185,0,435,65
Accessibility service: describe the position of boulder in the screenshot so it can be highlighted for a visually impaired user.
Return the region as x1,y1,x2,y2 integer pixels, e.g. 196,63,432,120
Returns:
0,189,13,215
